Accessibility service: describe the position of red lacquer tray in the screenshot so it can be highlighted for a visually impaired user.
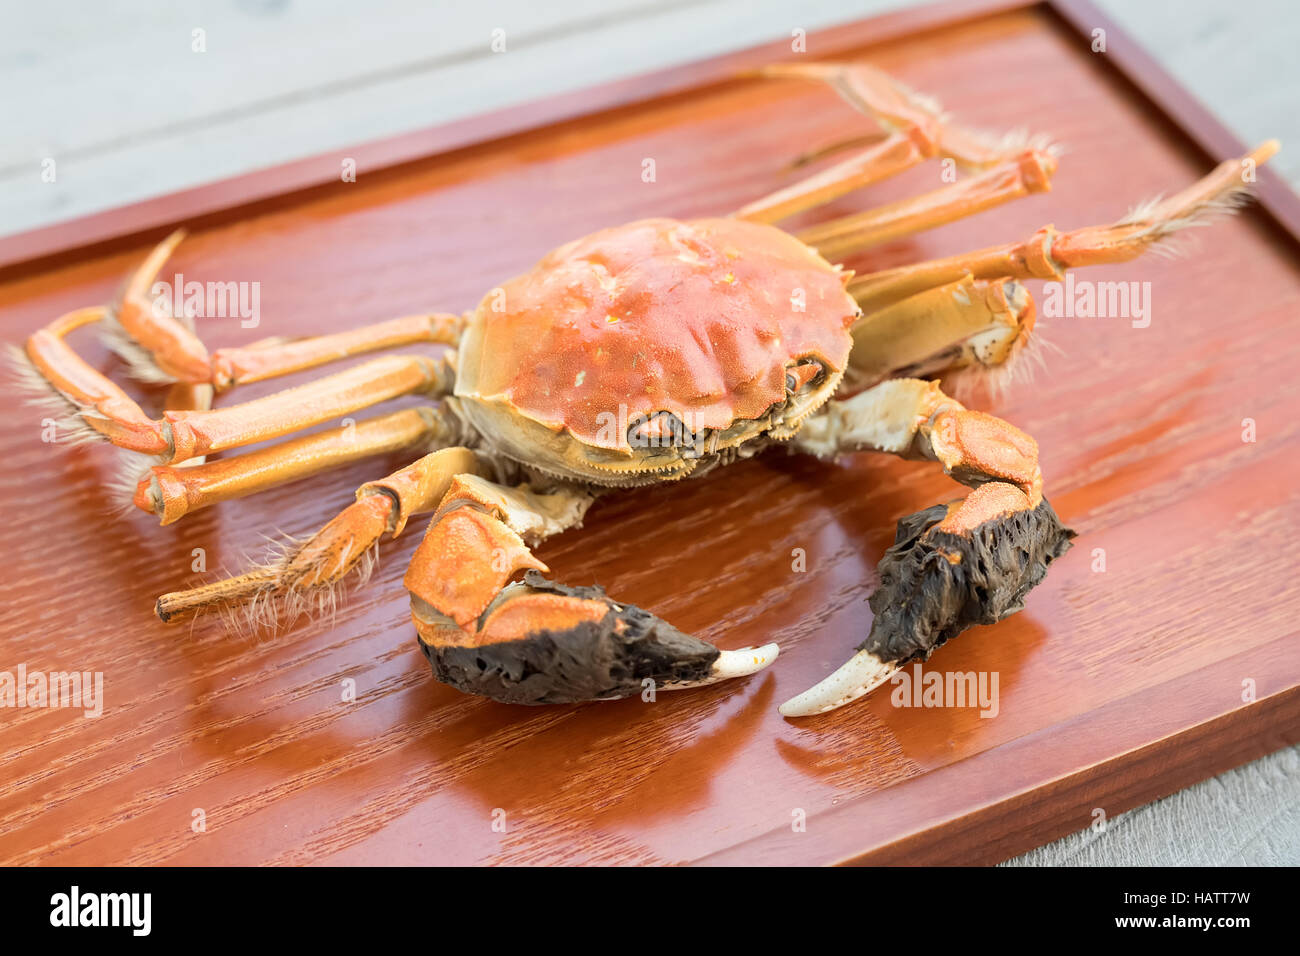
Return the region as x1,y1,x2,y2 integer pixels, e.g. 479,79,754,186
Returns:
2,0,1297,865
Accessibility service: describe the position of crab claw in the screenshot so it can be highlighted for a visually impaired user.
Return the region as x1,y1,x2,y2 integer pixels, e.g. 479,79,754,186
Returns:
413,572,777,705
780,483,1073,717
407,500,777,705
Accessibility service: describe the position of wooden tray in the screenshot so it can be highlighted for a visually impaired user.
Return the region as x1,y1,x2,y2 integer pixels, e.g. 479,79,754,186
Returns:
2,0,1298,866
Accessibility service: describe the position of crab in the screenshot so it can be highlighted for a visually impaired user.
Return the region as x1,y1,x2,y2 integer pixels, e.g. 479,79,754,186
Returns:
16,62,1277,716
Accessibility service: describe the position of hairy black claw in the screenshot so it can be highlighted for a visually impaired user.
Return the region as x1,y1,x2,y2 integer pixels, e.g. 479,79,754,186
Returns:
861,497,1075,665
421,572,776,705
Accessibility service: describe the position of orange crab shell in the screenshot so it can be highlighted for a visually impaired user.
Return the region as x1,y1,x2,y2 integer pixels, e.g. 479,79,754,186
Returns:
454,217,860,453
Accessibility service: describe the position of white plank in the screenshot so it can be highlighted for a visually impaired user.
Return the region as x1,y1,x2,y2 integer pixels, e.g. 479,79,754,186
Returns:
0,0,901,234
6,0,1292,238
1094,0,1299,186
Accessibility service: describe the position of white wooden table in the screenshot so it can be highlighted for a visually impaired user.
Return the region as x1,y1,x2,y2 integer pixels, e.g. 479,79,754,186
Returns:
2,0,1296,865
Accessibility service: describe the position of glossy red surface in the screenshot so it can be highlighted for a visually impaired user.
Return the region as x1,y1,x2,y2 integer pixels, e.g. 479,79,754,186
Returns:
1,0,1297,865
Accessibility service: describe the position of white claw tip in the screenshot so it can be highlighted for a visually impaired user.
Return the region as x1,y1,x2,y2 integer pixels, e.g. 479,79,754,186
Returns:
659,643,779,693
778,649,897,718
712,642,780,680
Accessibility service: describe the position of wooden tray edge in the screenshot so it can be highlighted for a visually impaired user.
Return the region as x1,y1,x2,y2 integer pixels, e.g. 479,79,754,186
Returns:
0,0,1027,280
697,633,1300,866
1049,0,1300,242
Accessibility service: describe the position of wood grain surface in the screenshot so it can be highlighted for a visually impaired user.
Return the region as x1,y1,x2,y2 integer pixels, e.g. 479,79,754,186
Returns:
1,1,1298,865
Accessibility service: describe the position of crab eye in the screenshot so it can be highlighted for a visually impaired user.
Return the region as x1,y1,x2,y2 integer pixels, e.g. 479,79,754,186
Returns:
785,359,826,393
628,411,693,449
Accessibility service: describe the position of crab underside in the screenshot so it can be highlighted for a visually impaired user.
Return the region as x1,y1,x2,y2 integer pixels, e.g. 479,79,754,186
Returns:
14,61,1275,717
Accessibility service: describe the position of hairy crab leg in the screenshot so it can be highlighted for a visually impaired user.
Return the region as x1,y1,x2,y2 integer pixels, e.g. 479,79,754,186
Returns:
782,378,1074,716
17,306,173,455
108,229,212,383
761,62,1052,170
848,142,1280,313
135,405,462,525
100,231,464,388
796,149,1057,260
737,61,1045,223
843,275,1036,393
14,232,465,460
155,446,488,624
405,474,778,705
17,312,453,464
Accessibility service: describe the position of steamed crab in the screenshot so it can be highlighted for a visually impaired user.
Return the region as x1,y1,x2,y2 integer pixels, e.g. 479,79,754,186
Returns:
17,63,1276,716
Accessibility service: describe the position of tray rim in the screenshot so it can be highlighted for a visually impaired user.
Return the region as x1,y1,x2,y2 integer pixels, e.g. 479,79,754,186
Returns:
704,633,1300,865
4,0,1298,866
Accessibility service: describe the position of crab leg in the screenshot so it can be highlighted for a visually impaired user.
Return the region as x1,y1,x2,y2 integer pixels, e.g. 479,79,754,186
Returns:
164,380,214,414
763,62,1051,170
100,231,464,388
107,229,212,383
796,378,1045,499
843,274,1036,393
161,380,216,463
208,315,462,390
848,142,1279,313
19,306,452,463
782,378,1073,716
15,232,465,459
154,446,488,624
18,306,173,454
797,149,1056,260
161,353,452,464
737,132,930,224
785,131,891,169
738,62,1043,223
135,405,462,525
405,474,779,704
